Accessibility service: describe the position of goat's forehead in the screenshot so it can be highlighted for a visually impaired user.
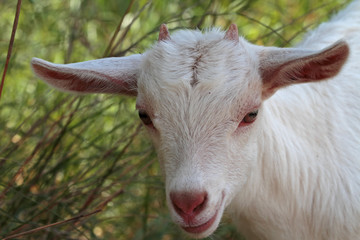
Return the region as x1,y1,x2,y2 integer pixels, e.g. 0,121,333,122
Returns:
137,29,260,111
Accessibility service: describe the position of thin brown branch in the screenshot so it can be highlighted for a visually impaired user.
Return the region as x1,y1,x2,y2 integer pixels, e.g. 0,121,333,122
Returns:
0,122,58,202
109,1,151,56
78,124,143,213
0,97,71,157
2,209,102,240
96,157,156,211
257,2,333,45
112,26,161,57
0,97,80,203
0,0,22,100
103,0,136,57
237,12,289,44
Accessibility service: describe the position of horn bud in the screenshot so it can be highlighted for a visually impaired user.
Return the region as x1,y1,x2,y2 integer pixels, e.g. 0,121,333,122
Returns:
159,24,171,41
224,23,239,42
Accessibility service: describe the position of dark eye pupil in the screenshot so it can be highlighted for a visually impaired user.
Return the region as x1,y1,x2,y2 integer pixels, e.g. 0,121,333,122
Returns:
243,110,258,123
248,111,258,118
138,111,153,126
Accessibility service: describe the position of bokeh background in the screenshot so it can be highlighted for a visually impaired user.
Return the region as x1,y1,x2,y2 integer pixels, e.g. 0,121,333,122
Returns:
0,0,350,239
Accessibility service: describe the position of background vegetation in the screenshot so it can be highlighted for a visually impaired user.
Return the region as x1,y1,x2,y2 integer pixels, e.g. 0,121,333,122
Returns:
0,0,350,239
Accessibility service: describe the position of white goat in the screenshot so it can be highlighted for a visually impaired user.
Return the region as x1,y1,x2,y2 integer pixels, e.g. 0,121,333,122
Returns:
31,1,360,239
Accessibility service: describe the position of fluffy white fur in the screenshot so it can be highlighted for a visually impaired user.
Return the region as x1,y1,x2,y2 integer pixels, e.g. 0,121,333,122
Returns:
31,1,360,239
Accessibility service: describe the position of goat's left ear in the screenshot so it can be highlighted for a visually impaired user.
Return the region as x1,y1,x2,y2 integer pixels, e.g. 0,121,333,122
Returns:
258,41,349,99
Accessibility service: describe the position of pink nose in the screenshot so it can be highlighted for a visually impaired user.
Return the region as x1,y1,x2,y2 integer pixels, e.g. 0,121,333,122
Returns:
170,191,207,222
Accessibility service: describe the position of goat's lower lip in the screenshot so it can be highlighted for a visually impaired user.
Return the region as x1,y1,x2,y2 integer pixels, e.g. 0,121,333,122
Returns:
182,212,217,234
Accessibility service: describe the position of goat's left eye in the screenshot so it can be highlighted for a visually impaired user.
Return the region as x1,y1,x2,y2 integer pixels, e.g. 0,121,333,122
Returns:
242,110,259,124
138,110,153,126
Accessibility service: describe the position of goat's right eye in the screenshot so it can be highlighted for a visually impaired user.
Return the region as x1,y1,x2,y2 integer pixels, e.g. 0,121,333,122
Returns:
138,110,153,126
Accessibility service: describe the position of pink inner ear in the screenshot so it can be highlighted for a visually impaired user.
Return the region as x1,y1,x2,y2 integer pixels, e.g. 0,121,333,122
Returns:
33,63,104,92
261,41,349,99
33,61,137,95
292,46,349,81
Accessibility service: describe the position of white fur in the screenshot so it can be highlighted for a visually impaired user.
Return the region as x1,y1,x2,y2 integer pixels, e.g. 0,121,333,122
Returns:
31,1,360,239
230,2,360,239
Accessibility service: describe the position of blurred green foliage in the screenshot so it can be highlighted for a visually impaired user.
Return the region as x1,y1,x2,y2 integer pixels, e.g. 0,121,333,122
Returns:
0,0,350,239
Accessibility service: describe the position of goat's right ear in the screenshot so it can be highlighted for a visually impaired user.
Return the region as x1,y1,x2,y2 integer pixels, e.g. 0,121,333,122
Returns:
31,54,142,96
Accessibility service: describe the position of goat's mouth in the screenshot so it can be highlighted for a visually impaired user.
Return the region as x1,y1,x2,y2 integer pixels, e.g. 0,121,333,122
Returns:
170,191,226,238
181,210,218,234
180,192,225,237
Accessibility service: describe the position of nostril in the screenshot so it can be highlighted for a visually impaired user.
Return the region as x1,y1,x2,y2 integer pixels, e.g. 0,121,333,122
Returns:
170,191,208,219
194,200,205,212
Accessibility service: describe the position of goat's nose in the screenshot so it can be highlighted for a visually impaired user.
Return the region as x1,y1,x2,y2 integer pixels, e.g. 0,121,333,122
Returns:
170,191,207,221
